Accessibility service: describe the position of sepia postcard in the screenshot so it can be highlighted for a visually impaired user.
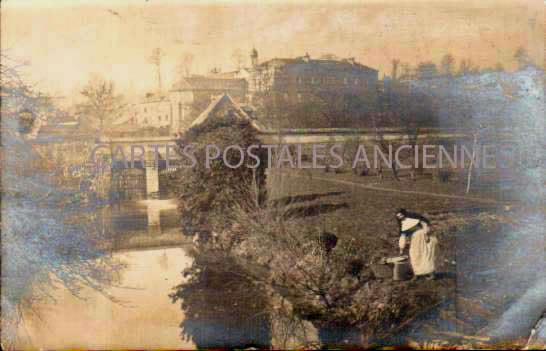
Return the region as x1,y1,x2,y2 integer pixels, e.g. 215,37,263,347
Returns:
1,0,544,349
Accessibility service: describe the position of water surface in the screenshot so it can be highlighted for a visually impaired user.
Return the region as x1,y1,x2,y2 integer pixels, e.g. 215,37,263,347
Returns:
16,247,194,350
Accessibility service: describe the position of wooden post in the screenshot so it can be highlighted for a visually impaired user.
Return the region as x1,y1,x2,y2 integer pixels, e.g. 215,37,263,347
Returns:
466,132,478,194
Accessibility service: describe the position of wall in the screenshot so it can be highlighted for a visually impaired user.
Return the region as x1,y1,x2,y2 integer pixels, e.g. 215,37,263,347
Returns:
168,91,195,132
134,100,172,128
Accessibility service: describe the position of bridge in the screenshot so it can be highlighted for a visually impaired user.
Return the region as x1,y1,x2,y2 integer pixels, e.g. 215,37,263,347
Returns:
96,127,484,200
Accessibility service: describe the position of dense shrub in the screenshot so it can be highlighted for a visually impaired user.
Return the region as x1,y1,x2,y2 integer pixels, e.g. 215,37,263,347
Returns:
170,117,267,235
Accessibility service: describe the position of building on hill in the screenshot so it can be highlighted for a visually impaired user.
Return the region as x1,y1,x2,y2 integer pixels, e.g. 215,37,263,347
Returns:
246,51,379,104
114,50,380,133
208,49,379,106
112,77,248,134
133,92,172,128
110,92,172,136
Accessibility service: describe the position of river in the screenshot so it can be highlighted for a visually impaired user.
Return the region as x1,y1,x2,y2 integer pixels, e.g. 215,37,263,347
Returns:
13,199,197,350
9,196,306,349
15,247,195,350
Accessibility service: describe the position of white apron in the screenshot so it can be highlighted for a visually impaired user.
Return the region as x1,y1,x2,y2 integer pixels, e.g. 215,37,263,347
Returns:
409,222,438,276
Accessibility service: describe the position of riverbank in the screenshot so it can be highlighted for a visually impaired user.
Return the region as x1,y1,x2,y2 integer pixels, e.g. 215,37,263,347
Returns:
266,168,543,347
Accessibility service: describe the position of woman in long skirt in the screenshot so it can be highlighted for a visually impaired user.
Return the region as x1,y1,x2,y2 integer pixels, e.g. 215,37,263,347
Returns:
396,209,438,280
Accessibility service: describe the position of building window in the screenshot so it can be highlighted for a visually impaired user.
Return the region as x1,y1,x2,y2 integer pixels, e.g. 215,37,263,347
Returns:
158,115,162,121
144,107,147,113
143,118,148,124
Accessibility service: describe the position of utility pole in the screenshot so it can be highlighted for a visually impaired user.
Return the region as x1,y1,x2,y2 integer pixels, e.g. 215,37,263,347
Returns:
466,124,486,194
148,48,165,92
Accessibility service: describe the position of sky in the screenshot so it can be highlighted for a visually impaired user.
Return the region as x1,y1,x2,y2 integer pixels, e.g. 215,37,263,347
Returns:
2,0,543,104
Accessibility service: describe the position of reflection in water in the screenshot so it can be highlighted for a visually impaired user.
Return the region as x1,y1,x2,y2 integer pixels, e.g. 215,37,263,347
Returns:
12,200,272,349
170,249,272,348
109,199,179,234
106,199,184,251
15,248,194,350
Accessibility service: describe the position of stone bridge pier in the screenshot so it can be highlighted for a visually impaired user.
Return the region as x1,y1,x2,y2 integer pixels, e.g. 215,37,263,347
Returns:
145,167,159,197
96,137,177,200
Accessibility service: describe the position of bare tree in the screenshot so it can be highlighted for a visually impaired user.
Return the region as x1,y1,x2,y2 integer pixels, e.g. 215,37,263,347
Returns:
514,46,531,70
1,53,53,138
391,59,400,81
1,54,126,346
77,75,125,133
148,47,165,91
457,58,479,76
440,54,455,77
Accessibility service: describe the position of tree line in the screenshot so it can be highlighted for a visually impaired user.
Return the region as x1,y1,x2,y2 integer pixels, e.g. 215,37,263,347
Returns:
392,46,534,81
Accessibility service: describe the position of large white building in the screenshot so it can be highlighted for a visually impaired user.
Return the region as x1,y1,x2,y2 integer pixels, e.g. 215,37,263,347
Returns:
133,93,172,128
113,76,247,134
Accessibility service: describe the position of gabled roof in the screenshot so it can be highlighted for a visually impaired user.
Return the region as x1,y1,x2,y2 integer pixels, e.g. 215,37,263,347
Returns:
208,68,252,79
190,94,265,131
258,57,378,73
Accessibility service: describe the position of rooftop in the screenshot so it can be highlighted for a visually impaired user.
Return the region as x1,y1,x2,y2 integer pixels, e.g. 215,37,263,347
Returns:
190,93,265,131
171,76,247,92
140,92,169,104
258,55,378,73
